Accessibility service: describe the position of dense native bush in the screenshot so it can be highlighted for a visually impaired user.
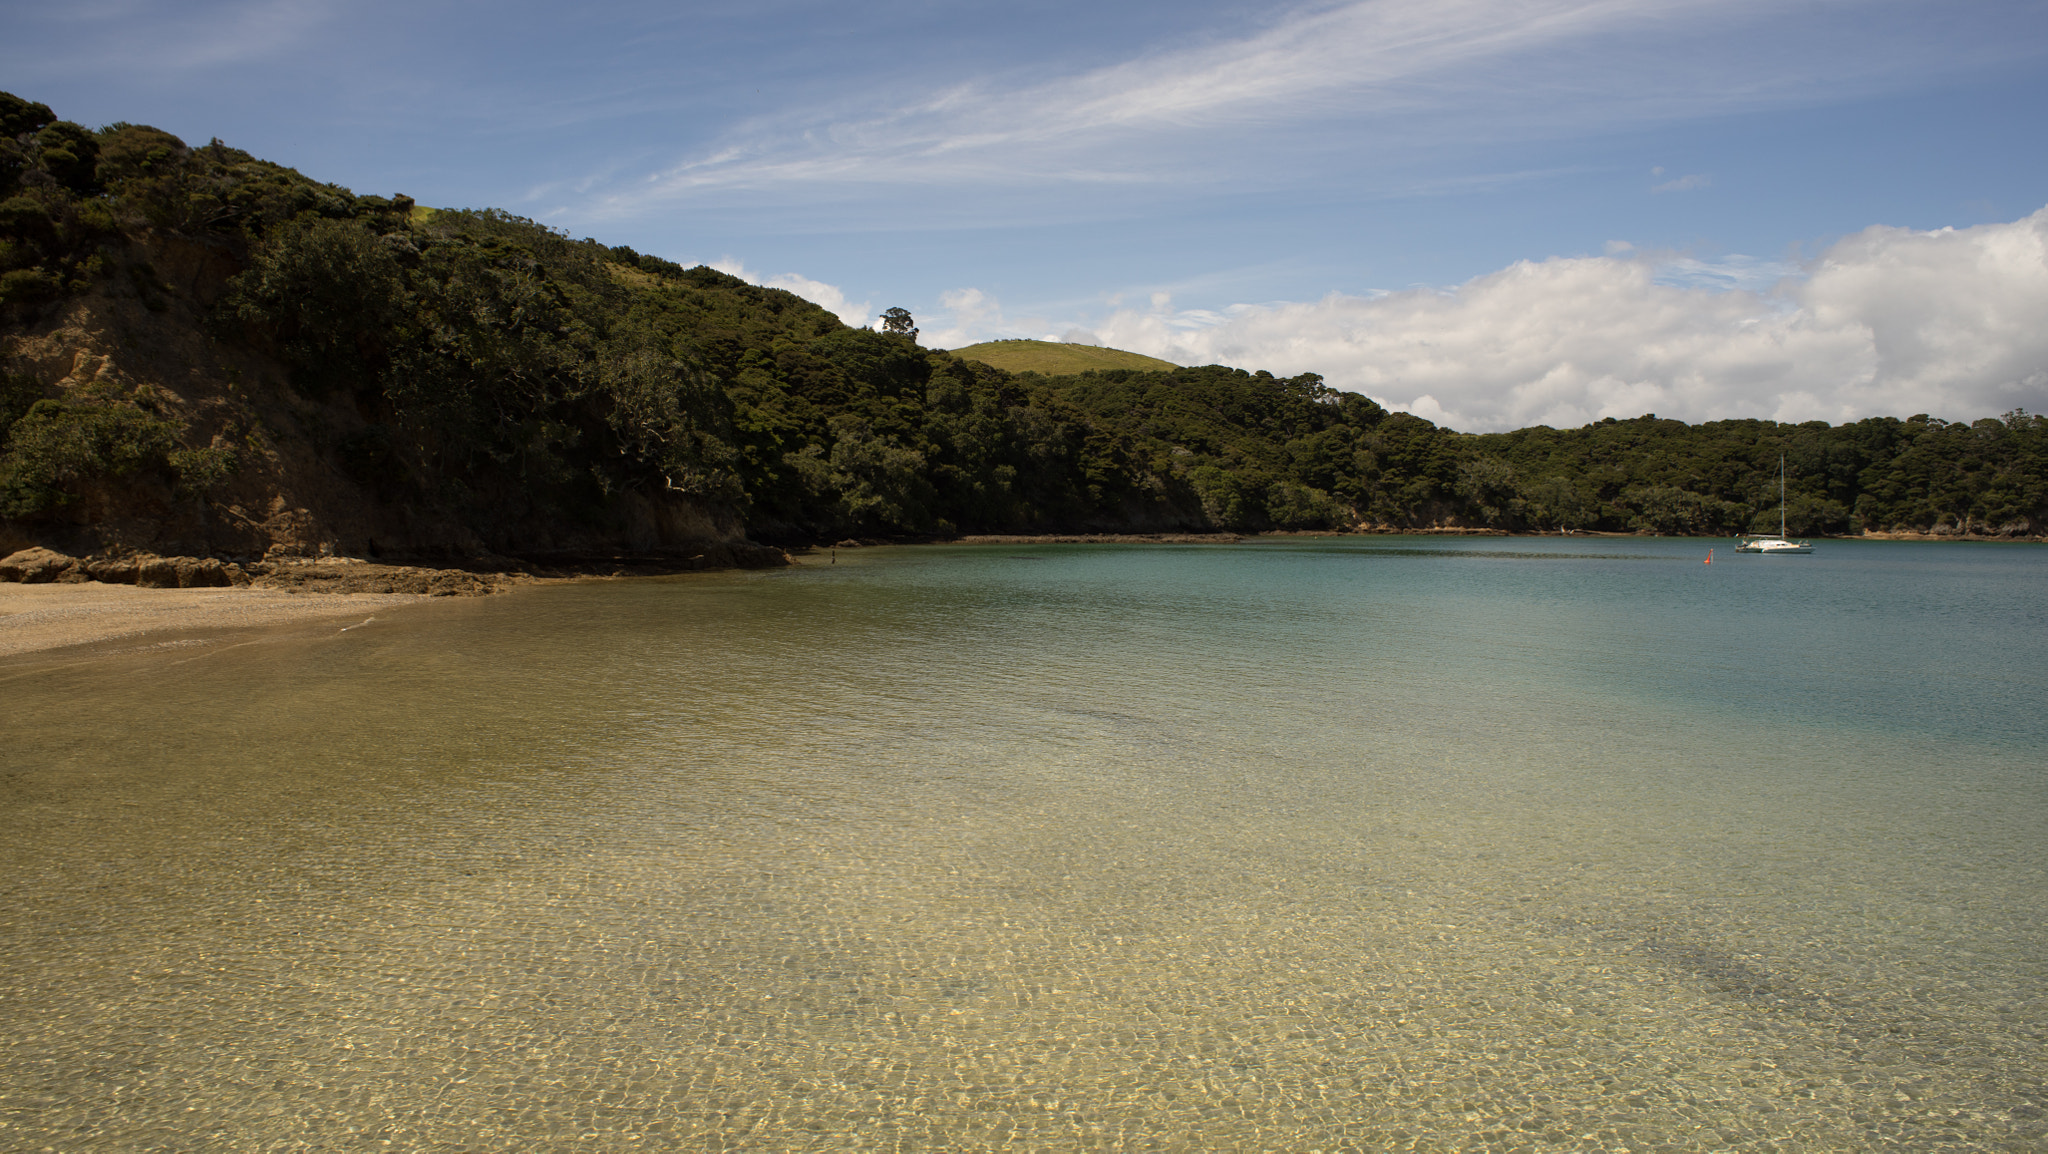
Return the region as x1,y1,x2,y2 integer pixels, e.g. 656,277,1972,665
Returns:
0,394,180,516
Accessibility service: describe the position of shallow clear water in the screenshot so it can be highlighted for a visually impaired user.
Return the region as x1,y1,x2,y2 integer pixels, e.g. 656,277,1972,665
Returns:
2,536,2044,1151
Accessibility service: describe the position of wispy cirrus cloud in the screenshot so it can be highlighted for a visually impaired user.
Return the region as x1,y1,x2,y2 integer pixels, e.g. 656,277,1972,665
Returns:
595,0,1679,208
579,0,2036,219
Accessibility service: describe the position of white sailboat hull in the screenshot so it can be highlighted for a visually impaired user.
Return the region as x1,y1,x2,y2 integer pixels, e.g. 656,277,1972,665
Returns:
1735,536,1813,554
1740,454,1816,554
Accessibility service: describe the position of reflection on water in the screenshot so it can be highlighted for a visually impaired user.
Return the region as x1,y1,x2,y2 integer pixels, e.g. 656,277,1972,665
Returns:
2,537,2044,1150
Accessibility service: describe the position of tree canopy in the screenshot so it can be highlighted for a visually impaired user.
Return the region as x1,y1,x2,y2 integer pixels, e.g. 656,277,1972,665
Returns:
879,307,917,339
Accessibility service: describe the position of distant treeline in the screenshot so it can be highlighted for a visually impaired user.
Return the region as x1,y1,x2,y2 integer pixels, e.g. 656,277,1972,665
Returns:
2,90,2042,552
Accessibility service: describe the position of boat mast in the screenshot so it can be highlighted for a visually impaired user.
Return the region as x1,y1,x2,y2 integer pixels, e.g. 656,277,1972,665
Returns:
1779,454,1787,537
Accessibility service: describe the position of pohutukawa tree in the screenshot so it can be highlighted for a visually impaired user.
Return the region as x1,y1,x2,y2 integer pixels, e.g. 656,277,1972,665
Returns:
879,307,917,340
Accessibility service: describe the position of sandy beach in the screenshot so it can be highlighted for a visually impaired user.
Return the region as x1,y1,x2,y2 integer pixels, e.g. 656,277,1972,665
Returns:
0,582,438,659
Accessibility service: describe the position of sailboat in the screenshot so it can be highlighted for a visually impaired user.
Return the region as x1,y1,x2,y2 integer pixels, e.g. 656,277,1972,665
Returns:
1735,455,1814,554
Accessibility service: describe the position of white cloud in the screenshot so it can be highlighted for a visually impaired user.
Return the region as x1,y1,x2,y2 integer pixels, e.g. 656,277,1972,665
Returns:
706,259,872,328
922,288,1004,350
924,288,1095,351
1067,206,2048,431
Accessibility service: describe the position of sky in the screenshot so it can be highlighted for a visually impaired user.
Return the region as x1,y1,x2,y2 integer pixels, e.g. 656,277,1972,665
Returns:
4,0,2046,430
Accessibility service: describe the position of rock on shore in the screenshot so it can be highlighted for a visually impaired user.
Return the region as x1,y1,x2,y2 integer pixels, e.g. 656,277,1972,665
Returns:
0,547,491,594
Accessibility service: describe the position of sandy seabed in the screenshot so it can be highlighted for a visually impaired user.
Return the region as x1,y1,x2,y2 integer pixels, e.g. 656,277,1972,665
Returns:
0,582,434,658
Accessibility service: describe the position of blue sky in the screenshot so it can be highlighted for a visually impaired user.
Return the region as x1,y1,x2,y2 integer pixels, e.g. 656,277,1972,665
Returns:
5,0,2046,429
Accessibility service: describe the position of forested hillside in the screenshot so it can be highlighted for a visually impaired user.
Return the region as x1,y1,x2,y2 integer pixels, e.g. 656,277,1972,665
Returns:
2,91,2042,564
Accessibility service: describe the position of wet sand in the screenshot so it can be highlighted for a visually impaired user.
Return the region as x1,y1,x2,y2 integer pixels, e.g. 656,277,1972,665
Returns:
0,582,435,658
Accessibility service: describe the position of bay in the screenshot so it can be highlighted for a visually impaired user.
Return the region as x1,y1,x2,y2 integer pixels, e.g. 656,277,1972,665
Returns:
2,536,2044,1150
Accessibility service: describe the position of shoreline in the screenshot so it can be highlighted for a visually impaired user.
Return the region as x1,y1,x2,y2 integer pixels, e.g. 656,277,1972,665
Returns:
0,541,807,659
8,528,2037,658
872,527,2046,546
0,582,440,660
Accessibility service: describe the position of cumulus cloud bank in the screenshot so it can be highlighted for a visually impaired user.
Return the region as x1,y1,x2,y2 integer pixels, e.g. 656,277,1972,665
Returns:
1054,206,2048,432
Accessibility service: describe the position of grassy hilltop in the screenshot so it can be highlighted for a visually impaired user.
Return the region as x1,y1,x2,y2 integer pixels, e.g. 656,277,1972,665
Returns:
951,340,1177,375
1,90,2043,564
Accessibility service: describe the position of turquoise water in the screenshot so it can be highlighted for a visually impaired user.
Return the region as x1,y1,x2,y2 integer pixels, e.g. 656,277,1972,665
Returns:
1,536,2044,1150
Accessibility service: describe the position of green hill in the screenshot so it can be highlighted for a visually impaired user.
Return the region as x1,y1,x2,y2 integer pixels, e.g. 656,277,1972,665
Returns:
950,340,1177,375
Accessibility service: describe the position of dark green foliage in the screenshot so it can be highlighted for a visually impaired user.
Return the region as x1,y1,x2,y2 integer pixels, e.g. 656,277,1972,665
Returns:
34,122,99,194
0,395,181,516
226,216,410,397
0,194,53,240
1460,411,2048,535
0,362,240,516
0,94,54,139
0,266,58,307
0,188,92,310
168,444,239,496
1039,366,1389,530
0,372,43,432
0,93,55,198
96,124,188,185
0,109,215,316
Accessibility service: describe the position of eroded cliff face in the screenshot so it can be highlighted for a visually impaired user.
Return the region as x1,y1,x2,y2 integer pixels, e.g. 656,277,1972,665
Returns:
1,232,752,566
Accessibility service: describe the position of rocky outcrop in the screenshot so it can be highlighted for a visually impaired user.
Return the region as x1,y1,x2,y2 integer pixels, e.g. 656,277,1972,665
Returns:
244,561,499,596
0,546,81,583
1,547,251,587
135,555,240,588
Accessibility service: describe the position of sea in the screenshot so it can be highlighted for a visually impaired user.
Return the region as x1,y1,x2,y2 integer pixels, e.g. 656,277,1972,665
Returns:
1,536,2043,1151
